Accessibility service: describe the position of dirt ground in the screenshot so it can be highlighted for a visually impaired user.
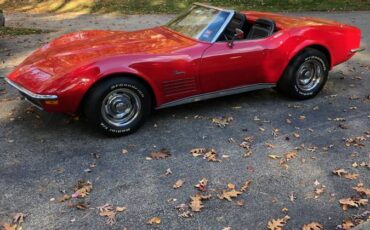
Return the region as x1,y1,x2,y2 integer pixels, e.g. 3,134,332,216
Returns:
0,11,369,230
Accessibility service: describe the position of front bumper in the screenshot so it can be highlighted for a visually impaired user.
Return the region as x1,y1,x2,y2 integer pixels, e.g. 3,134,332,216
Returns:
350,48,366,53
4,77,58,110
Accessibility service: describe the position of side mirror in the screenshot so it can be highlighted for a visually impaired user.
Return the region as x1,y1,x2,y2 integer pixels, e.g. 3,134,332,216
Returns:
228,28,244,48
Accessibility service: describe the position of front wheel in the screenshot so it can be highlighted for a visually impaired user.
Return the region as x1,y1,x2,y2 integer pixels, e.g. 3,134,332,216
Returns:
277,48,329,100
84,77,152,137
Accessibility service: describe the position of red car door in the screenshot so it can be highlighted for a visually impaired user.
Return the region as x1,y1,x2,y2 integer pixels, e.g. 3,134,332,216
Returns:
199,40,267,93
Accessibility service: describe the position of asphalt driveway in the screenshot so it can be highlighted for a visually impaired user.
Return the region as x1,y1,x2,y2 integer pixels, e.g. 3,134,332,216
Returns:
0,11,369,229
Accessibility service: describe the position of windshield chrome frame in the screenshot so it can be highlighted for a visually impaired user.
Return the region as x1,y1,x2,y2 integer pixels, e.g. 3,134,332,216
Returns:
167,3,235,44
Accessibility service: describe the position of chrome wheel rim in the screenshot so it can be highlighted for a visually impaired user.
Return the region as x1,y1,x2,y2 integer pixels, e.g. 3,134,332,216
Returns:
101,88,141,127
296,59,323,92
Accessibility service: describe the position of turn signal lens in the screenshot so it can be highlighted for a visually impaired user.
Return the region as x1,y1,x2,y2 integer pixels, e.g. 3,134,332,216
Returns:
44,100,59,105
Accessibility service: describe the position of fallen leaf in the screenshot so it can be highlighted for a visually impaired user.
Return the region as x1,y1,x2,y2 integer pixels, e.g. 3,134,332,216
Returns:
341,219,355,230
2,223,17,230
343,173,359,180
333,169,348,177
122,149,128,155
57,194,71,203
173,180,184,189
189,195,204,212
212,116,233,128
147,217,161,225
189,194,211,212
72,181,92,198
219,189,242,202
285,151,298,160
241,180,252,193
339,197,368,211
195,178,208,192
315,186,325,196
116,207,127,212
190,148,207,157
150,149,171,160
302,222,323,230
353,184,370,196
165,168,172,176
268,155,282,160
267,215,290,230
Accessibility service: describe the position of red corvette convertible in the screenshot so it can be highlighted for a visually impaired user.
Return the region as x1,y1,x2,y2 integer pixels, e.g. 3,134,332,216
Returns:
5,3,363,136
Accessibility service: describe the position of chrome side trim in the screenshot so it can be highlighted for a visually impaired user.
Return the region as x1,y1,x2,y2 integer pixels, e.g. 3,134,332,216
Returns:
351,48,365,53
156,83,275,109
4,77,58,100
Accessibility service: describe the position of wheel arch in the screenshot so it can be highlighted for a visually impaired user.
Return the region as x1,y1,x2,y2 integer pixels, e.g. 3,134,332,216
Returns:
78,72,158,114
289,44,332,69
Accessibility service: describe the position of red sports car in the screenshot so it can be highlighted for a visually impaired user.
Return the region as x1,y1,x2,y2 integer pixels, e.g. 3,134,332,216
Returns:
5,3,363,136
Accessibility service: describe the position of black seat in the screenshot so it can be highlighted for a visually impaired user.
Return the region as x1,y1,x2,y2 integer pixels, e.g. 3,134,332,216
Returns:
222,13,247,41
247,18,276,39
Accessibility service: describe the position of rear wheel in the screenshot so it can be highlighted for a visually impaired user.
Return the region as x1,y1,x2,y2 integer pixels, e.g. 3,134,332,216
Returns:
277,48,329,100
84,77,152,137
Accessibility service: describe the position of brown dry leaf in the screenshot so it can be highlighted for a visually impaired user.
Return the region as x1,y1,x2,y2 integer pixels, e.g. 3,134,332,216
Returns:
189,194,211,212
244,150,252,158
265,143,275,149
267,215,290,230
344,136,366,147
315,186,325,196
285,151,298,160
302,222,323,230
150,149,171,160
189,195,204,212
241,180,252,193
343,173,359,180
116,207,127,212
235,199,245,206
195,178,208,192
332,169,348,177
98,205,117,226
339,198,368,211
293,132,300,138
341,219,355,230
190,148,207,157
268,155,282,160
12,213,25,225
2,224,17,230
203,149,221,162
57,194,71,203
173,180,184,189
227,183,236,190
219,189,242,202
353,184,370,196
212,116,233,128
72,181,92,198
147,217,161,225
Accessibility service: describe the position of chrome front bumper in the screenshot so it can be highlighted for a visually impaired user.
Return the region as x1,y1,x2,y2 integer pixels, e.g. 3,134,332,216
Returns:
351,48,366,53
4,77,58,110
4,77,58,100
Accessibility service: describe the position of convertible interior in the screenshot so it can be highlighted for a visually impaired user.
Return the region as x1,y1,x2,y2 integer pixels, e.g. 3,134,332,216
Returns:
218,12,277,42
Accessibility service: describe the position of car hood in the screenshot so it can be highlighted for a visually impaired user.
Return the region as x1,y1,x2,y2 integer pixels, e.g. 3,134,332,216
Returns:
8,27,196,94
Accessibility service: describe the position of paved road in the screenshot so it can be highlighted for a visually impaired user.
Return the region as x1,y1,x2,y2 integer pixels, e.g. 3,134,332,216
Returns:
0,11,369,229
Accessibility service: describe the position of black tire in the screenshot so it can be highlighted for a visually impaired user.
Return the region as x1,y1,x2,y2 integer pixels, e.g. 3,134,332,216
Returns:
84,77,152,137
277,48,329,100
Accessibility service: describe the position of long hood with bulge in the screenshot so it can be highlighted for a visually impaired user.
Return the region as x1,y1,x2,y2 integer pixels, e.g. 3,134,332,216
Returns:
7,27,196,94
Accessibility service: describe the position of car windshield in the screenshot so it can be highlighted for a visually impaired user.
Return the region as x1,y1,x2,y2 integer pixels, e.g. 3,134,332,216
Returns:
166,5,233,42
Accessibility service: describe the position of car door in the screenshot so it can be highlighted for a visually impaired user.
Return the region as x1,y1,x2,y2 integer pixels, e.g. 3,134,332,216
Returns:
199,39,267,93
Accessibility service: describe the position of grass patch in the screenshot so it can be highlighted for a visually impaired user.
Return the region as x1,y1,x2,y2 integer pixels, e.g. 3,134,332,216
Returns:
1,0,370,14
0,27,50,37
